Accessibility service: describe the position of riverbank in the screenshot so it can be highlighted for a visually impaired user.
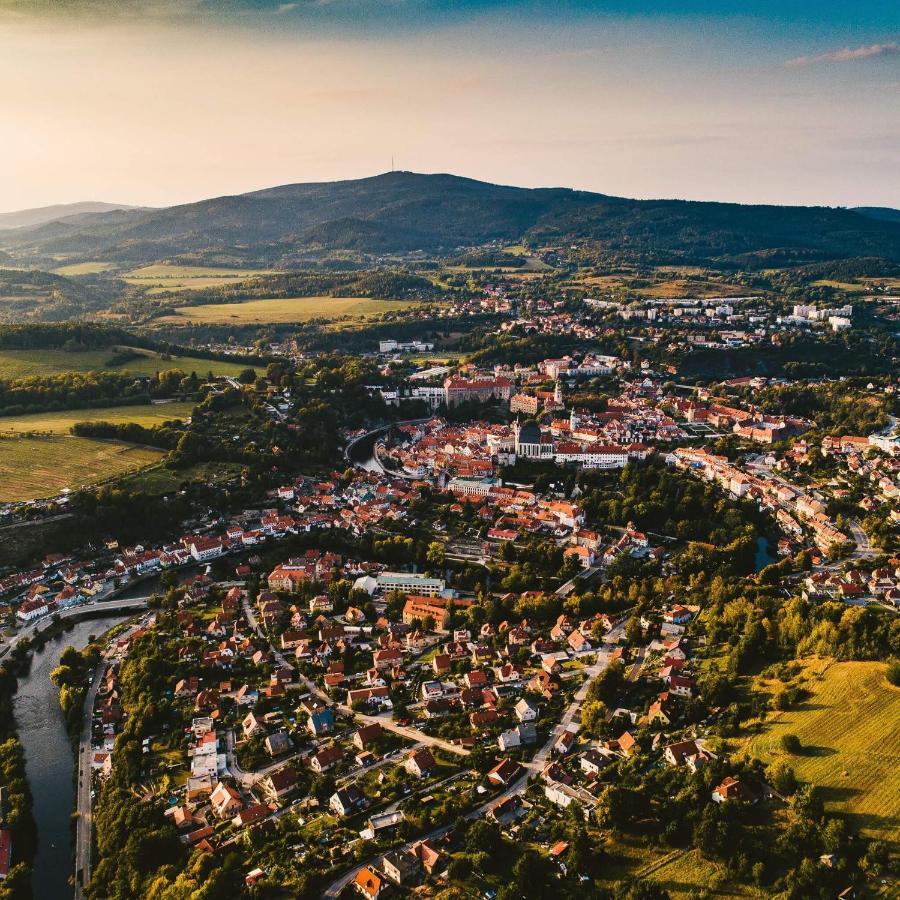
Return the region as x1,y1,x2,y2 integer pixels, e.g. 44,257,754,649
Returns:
14,614,129,899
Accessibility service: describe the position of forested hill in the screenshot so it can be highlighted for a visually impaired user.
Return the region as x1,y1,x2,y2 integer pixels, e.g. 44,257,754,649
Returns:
0,201,140,231
853,206,900,225
1,171,899,266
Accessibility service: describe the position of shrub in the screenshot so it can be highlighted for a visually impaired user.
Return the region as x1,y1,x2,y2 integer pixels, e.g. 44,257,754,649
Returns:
886,658,900,687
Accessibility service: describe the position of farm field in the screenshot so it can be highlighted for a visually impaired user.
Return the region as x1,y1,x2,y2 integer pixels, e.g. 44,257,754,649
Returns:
812,276,900,294
0,346,256,379
123,264,273,293
745,658,900,842
0,401,197,435
159,296,422,325
51,262,116,276
0,435,163,502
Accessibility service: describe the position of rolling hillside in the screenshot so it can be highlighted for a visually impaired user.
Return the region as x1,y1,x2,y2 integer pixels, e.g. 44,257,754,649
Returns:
0,201,141,231
1,172,899,266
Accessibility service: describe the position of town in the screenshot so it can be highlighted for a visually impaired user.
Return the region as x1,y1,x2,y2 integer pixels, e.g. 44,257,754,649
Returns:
0,301,895,899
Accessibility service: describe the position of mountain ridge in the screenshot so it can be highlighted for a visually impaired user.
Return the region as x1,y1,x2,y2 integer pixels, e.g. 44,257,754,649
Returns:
0,201,146,231
1,171,898,267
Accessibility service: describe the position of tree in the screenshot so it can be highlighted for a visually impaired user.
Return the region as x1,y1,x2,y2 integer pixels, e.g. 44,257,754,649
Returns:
595,785,639,832
693,803,736,860
426,541,446,572
886,658,900,687
625,615,643,645
580,699,607,737
465,819,502,856
237,368,256,384
589,659,625,705
511,850,551,894
769,761,798,796
780,733,802,754
791,785,824,822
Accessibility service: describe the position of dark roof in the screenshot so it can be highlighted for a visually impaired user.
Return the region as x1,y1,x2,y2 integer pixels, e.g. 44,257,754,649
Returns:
517,422,541,445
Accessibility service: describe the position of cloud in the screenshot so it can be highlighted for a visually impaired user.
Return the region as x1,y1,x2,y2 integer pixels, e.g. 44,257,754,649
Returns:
276,3,297,11
786,41,899,67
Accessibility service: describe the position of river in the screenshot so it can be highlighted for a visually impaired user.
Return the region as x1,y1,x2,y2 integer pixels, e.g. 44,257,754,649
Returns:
13,614,129,899
347,429,384,473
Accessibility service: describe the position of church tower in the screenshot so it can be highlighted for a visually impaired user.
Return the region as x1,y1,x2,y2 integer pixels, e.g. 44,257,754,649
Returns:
554,379,564,406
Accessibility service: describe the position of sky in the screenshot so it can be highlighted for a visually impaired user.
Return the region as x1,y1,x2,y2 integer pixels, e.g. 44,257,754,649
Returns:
0,0,897,212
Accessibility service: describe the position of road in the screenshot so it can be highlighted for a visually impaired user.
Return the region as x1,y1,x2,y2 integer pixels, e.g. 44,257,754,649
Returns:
73,664,105,899
0,596,151,659
556,566,601,598
342,707,470,758
74,615,149,898
321,623,625,898
627,644,647,682
845,518,876,563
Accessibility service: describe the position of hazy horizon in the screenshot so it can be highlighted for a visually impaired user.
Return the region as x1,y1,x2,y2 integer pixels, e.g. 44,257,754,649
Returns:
1,0,897,211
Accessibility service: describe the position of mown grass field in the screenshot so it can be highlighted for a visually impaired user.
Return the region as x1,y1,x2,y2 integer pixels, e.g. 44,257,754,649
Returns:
123,264,273,293
745,659,900,842
644,849,760,899
0,401,197,435
159,296,421,325
0,435,163,501
0,346,256,379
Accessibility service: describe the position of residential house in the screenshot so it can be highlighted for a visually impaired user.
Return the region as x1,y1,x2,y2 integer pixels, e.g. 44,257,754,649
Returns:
330,783,367,817
381,849,421,886
486,757,522,787
260,765,299,801
406,748,436,778
352,723,383,750
353,867,385,900
210,782,243,819
712,776,754,803
264,731,292,757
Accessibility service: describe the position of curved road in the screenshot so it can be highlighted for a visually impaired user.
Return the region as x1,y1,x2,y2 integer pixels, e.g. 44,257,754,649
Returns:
0,596,151,660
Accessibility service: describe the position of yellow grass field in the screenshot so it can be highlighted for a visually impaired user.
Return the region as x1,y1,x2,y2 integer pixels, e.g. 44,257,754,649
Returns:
645,849,761,899
0,435,163,501
123,264,273,293
635,278,751,299
745,659,900,842
52,262,117,276
159,296,421,325
0,401,197,435
0,346,256,379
